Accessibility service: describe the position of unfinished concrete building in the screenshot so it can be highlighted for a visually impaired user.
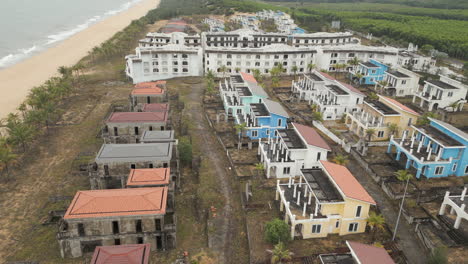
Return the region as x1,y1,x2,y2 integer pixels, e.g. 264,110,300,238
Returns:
89,143,174,189
140,130,176,143
57,187,175,258
126,167,175,190
130,82,167,111
102,111,169,143
90,244,151,264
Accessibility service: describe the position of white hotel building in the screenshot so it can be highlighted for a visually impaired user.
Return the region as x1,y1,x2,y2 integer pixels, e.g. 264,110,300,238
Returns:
126,30,400,82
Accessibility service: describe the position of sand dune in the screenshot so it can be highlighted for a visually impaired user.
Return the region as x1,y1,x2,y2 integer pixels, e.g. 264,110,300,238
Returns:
0,0,160,119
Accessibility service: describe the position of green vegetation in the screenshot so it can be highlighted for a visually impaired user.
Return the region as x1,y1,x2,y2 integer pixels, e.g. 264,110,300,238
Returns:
428,246,448,264
264,218,291,244
269,242,293,264
178,136,193,166
260,18,278,32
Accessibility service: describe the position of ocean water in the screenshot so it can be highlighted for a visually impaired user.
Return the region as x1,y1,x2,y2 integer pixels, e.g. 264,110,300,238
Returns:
0,0,144,69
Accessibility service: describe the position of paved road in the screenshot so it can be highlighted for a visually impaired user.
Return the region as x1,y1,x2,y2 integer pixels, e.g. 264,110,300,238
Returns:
344,149,428,264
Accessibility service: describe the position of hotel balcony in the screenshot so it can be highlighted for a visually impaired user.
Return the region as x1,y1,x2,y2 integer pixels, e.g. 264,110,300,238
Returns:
389,136,452,165
346,111,385,129
414,91,441,101
260,142,294,163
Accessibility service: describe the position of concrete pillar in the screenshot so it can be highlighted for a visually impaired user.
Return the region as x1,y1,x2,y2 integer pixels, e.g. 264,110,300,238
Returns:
454,215,463,229
439,191,449,215
297,192,301,205
303,203,307,217
293,184,297,198
405,159,411,169
396,151,401,161
461,187,467,201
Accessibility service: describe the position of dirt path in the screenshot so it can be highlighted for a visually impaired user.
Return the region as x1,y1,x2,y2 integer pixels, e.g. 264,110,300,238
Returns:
183,80,245,263
343,149,428,264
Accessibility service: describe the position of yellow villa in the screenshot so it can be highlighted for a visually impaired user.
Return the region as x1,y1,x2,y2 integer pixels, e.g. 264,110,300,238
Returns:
276,161,376,239
345,95,420,141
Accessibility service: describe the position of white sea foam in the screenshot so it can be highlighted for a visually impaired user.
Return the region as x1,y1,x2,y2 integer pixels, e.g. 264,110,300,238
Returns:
0,0,144,69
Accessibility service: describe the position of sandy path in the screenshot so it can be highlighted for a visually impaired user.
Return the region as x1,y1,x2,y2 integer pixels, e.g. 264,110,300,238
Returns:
0,0,160,119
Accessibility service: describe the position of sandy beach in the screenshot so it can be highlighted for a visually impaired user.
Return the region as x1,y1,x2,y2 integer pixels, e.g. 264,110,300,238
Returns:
0,0,160,120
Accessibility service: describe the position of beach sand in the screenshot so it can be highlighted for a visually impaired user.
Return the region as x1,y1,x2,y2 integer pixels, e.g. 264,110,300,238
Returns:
0,0,160,119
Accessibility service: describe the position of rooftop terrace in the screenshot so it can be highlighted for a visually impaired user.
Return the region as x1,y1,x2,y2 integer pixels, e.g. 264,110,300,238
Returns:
278,129,306,149
365,100,399,115
251,103,270,116
302,168,344,203
326,84,348,95
427,79,459,90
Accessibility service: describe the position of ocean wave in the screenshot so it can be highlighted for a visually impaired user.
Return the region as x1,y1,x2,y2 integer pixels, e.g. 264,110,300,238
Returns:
0,45,38,68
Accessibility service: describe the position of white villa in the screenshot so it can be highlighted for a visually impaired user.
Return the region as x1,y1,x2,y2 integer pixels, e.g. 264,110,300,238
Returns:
259,122,330,178
291,70,365,120
397,49,435,72
412,75,467,112
378,67,421,97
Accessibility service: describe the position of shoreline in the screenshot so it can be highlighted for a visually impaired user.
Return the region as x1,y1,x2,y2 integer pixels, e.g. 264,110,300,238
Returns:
0,0,160,120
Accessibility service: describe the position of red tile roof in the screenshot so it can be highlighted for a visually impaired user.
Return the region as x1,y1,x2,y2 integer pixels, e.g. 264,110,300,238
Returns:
380,96,420,116
142,103,169,112
240,72,257,84
91,244,150,264
320,161,376,205
107,112,167,123
127,168,171,187
64,187,168,219
347,241,395,264
319,72,364,95
131,87,165,96
292,123,331,150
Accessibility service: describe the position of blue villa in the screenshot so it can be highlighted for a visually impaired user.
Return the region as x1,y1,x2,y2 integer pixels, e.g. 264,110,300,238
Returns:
352,59,388,85
237,98,289,140
387,118,468,179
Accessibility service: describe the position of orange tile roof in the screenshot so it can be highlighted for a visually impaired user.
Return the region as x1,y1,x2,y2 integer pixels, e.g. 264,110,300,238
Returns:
131,87,165,96
380,96,420,116
320,161,376,205
240,72,257,84
64,187,168,219
292,123,331,150
142,103,169,112
347,241,395,264
91,244,150,264
107,112,167,123
127,168,171,187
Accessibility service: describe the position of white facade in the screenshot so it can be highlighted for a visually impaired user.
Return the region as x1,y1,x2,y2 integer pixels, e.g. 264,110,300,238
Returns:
256,10,297,34
138,32,201,48
205,44,315,76
412,75,467,111
397,50,435,72
125,44,203,83
316,45,399,72
259,122,330,178
380,67,421,97
291,70,365,120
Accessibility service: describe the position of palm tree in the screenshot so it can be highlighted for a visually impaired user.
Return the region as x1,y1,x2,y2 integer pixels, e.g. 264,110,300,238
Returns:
234,122,247,148
332,154,349,165
219,65,228,78
58,66,71,79
375,80,389,93
417,112,438,126
335,63,347,77
312,111,323,122
268,242,293,264
4,114,35,152
392,170,413,241
291,66,299,80
307,63,316,73
365,128,376,142
310,103,318,112
235,67,241,73
354,72,364,86
205,69,215,81
254,162,265,177
367,212,385,242
388,123,399,137
0,143,18,181
446,100,461,112
252,69,262,82
348,57,360,70
368,92,379,101
206,78,215,99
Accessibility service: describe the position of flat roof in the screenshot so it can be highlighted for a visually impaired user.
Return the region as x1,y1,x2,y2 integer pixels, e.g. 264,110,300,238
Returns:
236,86,252,97
251,103,270,116
419,125,464,147
379,96,419,116
278,129,305,149
326,84,348,95
365,100,399,115
107,112,167,123
127,168,171,187
230,75,244,83
91,244,150,264
96,143,172,163
141,130,175,143
308,73,323,81
135,81,166,88
301,168,344,203
347,241,395,264
64,187,167,219
426,79,459,90
386,70,409,78
319,253,354,264
361,61,380,68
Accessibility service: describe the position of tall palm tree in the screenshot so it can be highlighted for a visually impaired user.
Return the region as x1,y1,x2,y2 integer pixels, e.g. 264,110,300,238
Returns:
365,128,376,142
205,69,215,81
268,242,293,264
252,69,262,82
4,114,35,152
367,212,385,242
291,66,299,80
354,72,364,86
348,57,360,70
388,123,399,137
0,143,18,181
332,154,349,165
235,67,241,73
234,122,247,148
254,162,265,177
307,63,316,73
392,170,413,241
219,65,228,78
368,92,379,101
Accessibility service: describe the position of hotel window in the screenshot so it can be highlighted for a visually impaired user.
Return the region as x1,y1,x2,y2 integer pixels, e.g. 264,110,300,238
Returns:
274,55,280,59
173,61,178,66
312,224,321,234
227,54,232,59
277,119,283,127
448,92,453,97
227,62,232,66
173,68,178,73
435,166,444,175
172,54,178,58
152,54,158,58
183,68,188,72
465,166,468,174
251,130,258,137
356,205,362,217
283,167,291,174
77,223,85,236
452,163,457,172
348,53,355,57
377,131,384,138
182,54,188,59
256,55,261,59
401,80,407,85
408,118,413,126
182,61,188,65
153,68,159,73
335,221,340,228
317,152,321,161
255,62,260,66
266,130,270,135
348,223,359,232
